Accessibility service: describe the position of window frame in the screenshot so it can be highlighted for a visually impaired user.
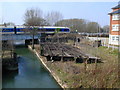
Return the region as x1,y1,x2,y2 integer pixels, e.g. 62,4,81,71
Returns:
116,36,119,41
112,14,120,20
112,24,120,31
112,36,115,41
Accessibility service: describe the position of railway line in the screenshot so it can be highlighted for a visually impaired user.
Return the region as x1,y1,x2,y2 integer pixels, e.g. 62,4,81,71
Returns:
40,42,101,63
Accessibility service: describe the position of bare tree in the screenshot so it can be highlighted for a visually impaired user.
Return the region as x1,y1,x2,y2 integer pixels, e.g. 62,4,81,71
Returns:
86,22,100,33
102,25,109,33
45,11,63,26
24,8,47,49
55,19,87,32
24,8,44,26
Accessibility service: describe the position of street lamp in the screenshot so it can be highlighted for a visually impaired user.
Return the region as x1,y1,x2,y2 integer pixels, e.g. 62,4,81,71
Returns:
75,30,78,46
76,30,78,33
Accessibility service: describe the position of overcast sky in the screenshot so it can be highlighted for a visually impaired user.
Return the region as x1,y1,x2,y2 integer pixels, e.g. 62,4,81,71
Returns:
1,1,119,27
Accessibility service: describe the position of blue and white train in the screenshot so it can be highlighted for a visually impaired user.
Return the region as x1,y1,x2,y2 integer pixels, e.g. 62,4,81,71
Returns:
1,26,70,34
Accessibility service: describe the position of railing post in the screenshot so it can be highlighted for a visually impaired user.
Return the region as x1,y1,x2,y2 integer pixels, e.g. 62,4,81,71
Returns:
14,26,17,34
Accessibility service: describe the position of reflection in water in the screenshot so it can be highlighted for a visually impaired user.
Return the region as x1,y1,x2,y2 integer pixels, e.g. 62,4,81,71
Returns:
2,47,61,88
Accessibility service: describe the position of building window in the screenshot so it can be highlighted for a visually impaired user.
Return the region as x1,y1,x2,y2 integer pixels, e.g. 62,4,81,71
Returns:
112,14,120,20
112,24,120,31
112,36,119,41
112,36,115,41
116,36,119,41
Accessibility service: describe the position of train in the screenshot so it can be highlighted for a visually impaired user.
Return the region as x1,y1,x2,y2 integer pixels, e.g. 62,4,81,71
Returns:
1,26,70,34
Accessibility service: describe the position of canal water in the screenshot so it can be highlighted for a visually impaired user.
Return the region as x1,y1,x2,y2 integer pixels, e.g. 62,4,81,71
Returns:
2,47,61,88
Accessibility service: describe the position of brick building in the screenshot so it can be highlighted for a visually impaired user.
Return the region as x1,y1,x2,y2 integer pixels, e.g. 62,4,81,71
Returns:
109,2,120,46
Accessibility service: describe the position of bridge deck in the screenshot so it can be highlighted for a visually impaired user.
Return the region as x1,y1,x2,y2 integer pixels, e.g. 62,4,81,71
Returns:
1,34,40,40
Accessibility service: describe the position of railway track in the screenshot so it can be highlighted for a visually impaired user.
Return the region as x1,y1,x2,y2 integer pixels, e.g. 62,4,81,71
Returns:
41,42,89,59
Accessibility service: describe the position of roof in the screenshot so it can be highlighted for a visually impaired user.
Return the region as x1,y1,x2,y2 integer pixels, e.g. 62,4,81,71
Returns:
40,26,69,29
0,26,70,29
112,4,120,9
108,9,120,15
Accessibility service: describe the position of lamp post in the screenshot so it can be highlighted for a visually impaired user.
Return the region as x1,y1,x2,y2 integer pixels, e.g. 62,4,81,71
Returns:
76,30,78,33
75,30,78,46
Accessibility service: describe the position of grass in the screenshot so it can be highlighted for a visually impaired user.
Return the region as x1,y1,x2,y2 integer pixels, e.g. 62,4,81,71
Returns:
99,46,119,56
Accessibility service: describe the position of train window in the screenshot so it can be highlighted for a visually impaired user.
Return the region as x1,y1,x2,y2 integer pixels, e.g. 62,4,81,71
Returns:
17,29,20,31
19,28,24,32
8,28,14,32
39,28,47,32
2,29,5,31
43,29,47,31
46,28,55,31
38,28,41,31
3,28,13,32
64,29,69,32
60,29,64,31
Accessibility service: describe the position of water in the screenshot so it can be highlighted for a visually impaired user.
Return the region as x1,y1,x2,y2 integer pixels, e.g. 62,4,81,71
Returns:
2,47,61,88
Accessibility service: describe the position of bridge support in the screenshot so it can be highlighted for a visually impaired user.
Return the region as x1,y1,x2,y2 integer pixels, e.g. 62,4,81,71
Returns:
25,40,31,46
40,33,47,42
25,39,39,46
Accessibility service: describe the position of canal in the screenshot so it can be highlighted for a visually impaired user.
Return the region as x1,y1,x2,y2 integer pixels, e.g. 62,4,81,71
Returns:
2,47,61,88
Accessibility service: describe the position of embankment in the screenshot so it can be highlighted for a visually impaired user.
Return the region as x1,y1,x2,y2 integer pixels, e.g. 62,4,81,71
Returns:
28,45,67,89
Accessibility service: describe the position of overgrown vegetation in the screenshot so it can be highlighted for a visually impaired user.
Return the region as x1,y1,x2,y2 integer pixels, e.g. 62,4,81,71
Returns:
34,37,119,88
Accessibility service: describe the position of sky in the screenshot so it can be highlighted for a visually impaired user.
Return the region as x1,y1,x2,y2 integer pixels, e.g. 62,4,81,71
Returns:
0,1,119,27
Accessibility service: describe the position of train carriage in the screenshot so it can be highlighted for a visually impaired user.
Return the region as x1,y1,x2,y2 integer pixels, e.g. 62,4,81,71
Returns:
1,26,70,34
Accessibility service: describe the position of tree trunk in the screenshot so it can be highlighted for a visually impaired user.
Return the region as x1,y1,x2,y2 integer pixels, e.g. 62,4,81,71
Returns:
32,34,34,49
